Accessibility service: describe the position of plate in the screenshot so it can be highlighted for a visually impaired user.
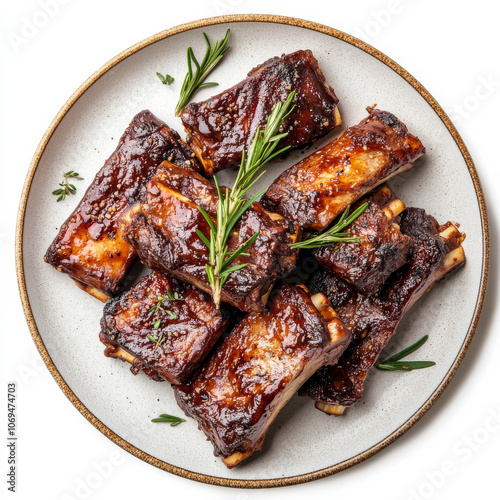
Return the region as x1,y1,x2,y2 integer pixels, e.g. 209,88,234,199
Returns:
16,14,488,488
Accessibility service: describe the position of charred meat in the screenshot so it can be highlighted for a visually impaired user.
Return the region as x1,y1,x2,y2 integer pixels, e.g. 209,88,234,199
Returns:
174,284,349,467
100,272,228,384
313,184,410,294
261,107,425,231
180,49,341,176
123,162,300,312
300,208,465,412
44,111,202,300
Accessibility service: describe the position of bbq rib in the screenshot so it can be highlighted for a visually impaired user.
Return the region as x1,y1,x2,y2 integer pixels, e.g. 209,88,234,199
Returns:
300,208,465,414
122,162,300,312
44,111,201,301
174,284,350,468
313,184,410,294
180,49,341,176
100,272,229,384
261,107,425,232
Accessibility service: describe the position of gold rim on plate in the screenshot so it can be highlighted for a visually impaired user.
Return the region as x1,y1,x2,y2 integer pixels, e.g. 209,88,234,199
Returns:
15,14,489,489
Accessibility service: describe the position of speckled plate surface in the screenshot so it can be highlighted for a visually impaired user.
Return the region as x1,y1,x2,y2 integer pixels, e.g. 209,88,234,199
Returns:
16,15,488,488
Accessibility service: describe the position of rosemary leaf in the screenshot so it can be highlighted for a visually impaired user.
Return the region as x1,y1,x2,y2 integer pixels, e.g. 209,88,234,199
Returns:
377,361,436,371
376,335,435,372
175,29,231,115
380,335,430,364
151,413,186,426
290,202,369,250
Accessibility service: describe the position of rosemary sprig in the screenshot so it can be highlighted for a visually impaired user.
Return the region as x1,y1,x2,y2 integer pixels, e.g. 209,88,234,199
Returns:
196,91,296,307
157,72,174,85
289,202,369,250
174,29,231,115
52,170,84,202
151,413,186,426
376,335,436,371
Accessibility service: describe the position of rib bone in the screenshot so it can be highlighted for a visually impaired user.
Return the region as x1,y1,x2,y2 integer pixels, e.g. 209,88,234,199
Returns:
173,285,350,467
313,184,411,294
300,208,465,412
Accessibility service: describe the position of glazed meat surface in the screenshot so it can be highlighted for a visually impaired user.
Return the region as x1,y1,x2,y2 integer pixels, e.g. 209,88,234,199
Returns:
300,208,465,409
180,49,341,175
123,163,300,312
261,107,426,231
44,111,201,300
174,284,350,467
313,184,410,294
100,272,228,384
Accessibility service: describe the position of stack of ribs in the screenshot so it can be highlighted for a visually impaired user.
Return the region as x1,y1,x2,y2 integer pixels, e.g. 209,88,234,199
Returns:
121,162,300,312
44,110,202,301
301,207,465,414
174,284,350,468
44,48,466,469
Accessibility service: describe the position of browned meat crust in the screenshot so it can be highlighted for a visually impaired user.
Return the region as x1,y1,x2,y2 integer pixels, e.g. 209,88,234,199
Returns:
261,108,426,231
123,163,300,312
180,49,341,175
44,111,202,299
100,272,229,384
313,184,410,294
174,284,349,467
300,208,465,407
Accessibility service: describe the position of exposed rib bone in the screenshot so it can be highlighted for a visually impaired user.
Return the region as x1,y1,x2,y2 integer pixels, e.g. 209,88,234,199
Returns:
313,184,411,294
110,346,137,365
382,198,406,220
315,402,345,415
261,108,425,231
174,285,350,468
301,207,466,413
73,280,109,303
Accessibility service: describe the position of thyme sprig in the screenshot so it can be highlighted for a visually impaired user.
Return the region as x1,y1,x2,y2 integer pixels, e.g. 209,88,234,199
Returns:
196,91,296,308
157,72,174,85
151,413,186,426
290,202,369,250
175,29,231,115
52,170,84,202
376,335,436,371
146,293,182,356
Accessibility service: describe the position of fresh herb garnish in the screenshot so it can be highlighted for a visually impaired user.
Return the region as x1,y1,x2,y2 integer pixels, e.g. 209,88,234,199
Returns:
151,413,186,426
175,29,231,115
196,91,295,308
290,202,369,250
157,72,174,85
376,335,436,371
146,332,166,355
146,292,182,355
52,171,84,202
166,289,183,301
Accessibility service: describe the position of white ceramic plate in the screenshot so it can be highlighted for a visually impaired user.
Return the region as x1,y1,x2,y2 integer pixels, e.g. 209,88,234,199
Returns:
16,15,488,488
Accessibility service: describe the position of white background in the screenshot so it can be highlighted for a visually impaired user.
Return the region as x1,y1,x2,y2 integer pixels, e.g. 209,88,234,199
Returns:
1,1,498,499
